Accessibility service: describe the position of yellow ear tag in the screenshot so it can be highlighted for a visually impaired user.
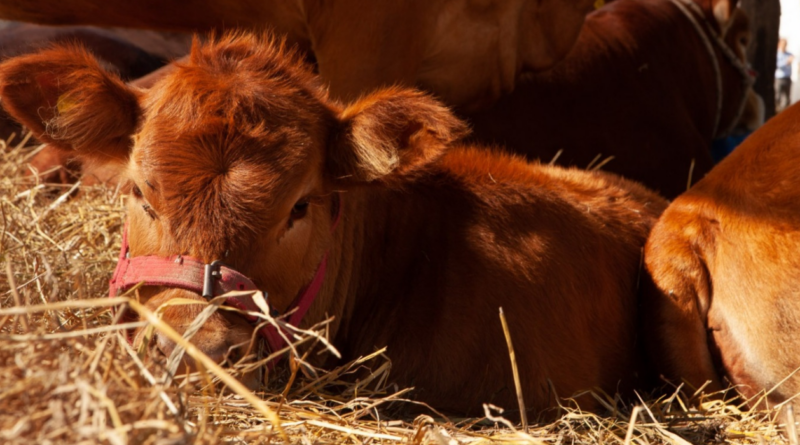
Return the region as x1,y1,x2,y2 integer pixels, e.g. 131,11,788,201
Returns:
594,0,605,9
56,94,76,114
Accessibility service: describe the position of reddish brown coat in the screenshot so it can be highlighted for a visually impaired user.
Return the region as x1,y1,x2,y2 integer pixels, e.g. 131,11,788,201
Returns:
0,0,597,110
642,101,800,407
0,23,192,184
2,0,597,187
0,34,667,416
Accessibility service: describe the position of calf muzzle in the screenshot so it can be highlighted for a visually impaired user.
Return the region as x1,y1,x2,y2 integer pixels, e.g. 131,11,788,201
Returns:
108,221,326,359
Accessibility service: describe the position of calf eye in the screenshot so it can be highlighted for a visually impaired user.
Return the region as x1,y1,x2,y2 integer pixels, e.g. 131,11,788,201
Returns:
291,200,310,220
132,185,143,199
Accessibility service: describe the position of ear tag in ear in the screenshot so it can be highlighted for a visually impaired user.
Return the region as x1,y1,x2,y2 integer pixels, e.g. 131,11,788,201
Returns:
56,94,76,115
594,0,605,9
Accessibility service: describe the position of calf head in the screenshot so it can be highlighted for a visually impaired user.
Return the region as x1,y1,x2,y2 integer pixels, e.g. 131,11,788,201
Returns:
0,34,467,374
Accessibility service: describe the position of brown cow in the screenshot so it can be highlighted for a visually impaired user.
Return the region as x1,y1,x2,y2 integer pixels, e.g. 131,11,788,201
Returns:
642,100,800,408
465,0,758,199
0,33,667,416
0,0,597,111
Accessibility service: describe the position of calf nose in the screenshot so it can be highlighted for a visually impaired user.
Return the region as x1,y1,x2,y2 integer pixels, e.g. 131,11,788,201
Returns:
154,331,260,389
154,331,230,366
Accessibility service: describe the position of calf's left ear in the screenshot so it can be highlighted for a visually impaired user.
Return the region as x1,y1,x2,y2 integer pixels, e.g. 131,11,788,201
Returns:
0,44,141,166
327,87,469,186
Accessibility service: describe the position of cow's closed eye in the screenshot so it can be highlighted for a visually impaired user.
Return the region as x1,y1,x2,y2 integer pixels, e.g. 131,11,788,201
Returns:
131,184,156,219
142,203,157,220
739,36,749,47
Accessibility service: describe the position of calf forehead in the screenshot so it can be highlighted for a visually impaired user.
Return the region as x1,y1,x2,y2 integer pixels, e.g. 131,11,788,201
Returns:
140,38,329,137
134,33,332,167
127,34,333,257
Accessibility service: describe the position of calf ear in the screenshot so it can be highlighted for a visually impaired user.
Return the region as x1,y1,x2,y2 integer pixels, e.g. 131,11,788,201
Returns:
327,87,469,186
0,44,141,166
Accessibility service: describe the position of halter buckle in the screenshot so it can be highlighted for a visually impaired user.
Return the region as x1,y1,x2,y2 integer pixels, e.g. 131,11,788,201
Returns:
202,260,226,298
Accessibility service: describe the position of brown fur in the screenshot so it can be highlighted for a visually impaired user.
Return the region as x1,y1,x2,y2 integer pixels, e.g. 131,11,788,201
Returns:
6,0,597,186
0,24,190,185
0,33,668,416
0,0,596,110
465,0,756,199
642,100,800,407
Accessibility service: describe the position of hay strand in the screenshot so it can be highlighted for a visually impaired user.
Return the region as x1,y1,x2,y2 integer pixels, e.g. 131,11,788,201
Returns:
499,306,528,433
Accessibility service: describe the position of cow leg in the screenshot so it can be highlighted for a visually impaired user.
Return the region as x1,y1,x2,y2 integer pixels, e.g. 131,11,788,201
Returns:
642,226,724,396
26,144,81,184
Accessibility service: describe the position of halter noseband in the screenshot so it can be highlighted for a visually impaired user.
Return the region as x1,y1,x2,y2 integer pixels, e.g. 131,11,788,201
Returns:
109,193,342,357
669,0,755,139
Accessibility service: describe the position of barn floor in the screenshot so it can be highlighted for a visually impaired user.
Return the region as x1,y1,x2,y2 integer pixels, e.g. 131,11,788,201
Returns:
0,136,790,444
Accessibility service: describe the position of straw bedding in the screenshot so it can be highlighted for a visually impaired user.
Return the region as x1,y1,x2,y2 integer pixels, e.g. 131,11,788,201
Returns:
0,134,794,444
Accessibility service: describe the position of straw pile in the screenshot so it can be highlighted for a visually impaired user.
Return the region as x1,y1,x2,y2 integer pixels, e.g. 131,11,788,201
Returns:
0,135,795,444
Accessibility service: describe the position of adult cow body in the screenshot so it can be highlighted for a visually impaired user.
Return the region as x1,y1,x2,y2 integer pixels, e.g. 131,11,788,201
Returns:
0,0,596,111
642,101,800,407
0,34,667,416
466,0,757,199
2,0,596,189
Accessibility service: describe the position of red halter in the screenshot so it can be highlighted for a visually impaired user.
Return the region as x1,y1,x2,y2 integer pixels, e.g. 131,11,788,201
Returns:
109,193,342,356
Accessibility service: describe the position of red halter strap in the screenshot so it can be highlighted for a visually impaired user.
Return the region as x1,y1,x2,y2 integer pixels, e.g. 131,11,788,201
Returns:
109,193,342,356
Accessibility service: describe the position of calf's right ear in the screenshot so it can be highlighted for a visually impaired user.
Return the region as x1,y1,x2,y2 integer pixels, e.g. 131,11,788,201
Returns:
0,45,141,166
327,87,468,187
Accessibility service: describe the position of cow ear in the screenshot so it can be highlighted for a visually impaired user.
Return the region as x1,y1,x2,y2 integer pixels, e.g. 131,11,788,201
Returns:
0,44,141,167
327,87,469,186
711,0,737,29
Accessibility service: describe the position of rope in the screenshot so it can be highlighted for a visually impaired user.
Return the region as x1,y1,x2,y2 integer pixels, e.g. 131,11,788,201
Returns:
669,0,755,138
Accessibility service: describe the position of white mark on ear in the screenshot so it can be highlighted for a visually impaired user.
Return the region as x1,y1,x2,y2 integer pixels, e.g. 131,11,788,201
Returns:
713,0,732,31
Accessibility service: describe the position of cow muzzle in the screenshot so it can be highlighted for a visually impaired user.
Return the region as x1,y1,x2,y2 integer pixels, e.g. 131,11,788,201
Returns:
108,221,328,365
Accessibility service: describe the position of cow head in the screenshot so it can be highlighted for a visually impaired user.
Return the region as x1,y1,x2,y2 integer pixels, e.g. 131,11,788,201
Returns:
716,4,764,133
696,0,759,136
0,34,467,375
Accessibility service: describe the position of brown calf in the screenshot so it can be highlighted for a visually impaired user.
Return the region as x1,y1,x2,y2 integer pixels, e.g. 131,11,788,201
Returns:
643,100,800,407
0,34,667,416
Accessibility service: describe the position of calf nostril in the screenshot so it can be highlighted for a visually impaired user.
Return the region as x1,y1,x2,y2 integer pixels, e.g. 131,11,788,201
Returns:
155,332,177,359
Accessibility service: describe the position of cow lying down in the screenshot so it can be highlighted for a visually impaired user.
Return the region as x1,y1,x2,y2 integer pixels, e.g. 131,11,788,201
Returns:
643,100,800,410
0,33,667,416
